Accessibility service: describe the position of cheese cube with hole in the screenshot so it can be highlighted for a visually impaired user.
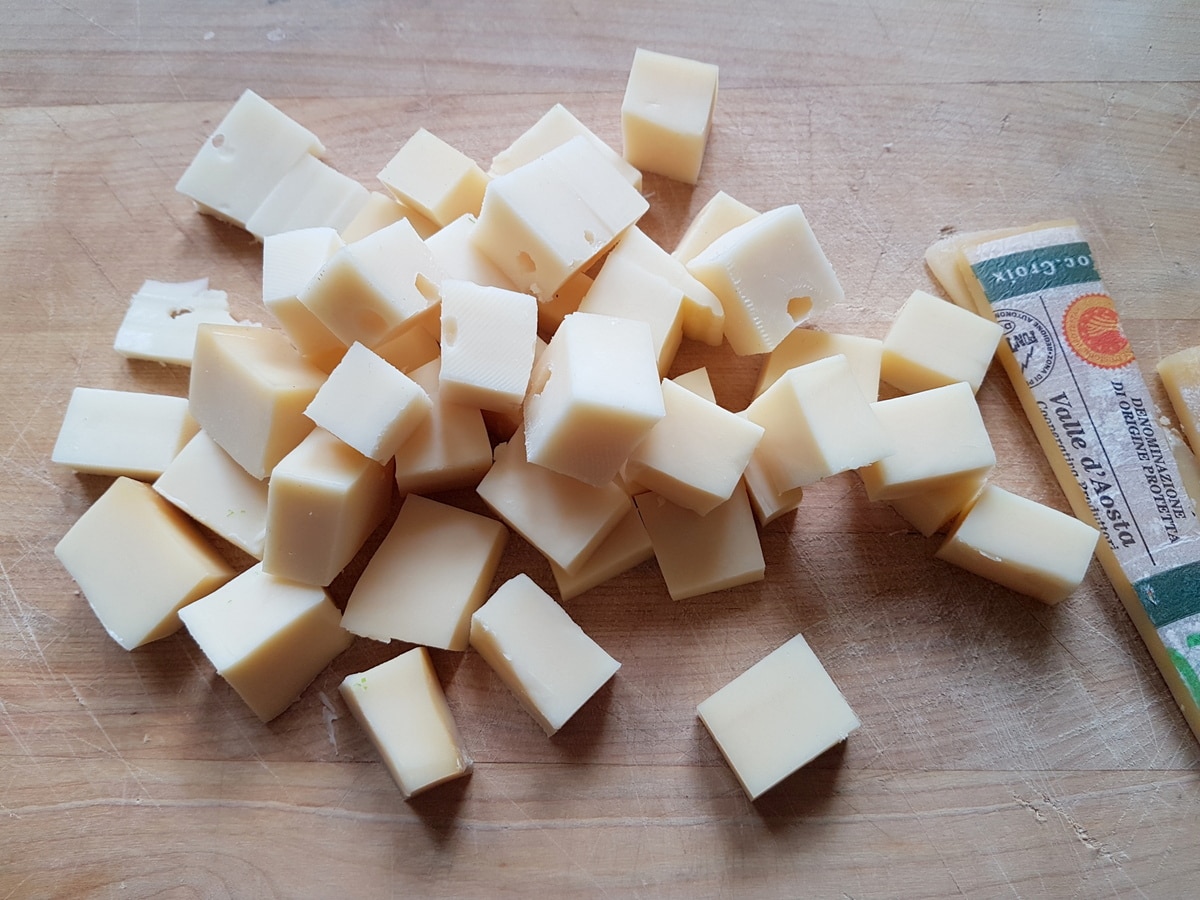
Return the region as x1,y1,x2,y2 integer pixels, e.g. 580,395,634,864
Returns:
113,278,240,367
245,154,369,240
304,342,431,463
578,255,684,376
741,450,805,527
635,483,764,601
744,354,892,492
342,494,508,650
178,563,353,722
477,432,631,574
687,205,844,356
153,430,270,559
262,227,347,372
935,484,1100,604
697,633,860,800
425,214,518,291
262,428,392,586
470,573,620,735
524,312,665,486
881,289,1003,394
340,647,472,799
340,190,439,243
889,470,989,538
755,328,883,402
299,218,445,350
549,507,654,601
188,324,326,480
672,190,760,265
621,48,719,185
439,280,538,413
377,128,489,228
858,382,996,501
55,477,234,650
489,102,642,190
175,89,325,228
52,387,198,480
471,136,649,299
1157,345,1200,454
624,379,764,515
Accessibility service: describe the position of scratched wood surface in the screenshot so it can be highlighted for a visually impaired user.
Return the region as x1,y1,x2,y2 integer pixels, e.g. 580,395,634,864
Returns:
2,2,1200,897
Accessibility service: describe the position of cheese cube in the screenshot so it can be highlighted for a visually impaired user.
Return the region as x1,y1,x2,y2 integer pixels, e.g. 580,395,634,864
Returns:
342,494,508,650
881,289,1003,394
697,633,860,800
621,48,719,185
578,255,684,376
153,430,270,559
178,563,353,722
471,136,649,299
340,647,473,799
672,366,717,403
262,428,392,586
244,154,369,240
425,214,518,291
524,312,665,486
635,483,765,601
889,470,988,538
490,103,642,190
377,128,489,227
1157,345,1200,454
536,269,592,337
744,354,892,492
339,190,439,243
304,342,431,463
373,325,441,375
936,484,1100,604
624,379,764,515
52,387,198,480
741,450,805,528
687,205,844,356
858,382,996,501
188,324,326,480
754,328,883,402
175,89,325,228
470,573,620,735
439,280,538,413
262,227,347,372
549,507,654,601
113,278,240,367
54,477,234,650
477,433,631,574
672,190,760,265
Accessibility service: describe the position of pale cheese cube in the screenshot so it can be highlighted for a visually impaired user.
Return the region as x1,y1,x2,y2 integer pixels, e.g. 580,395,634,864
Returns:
188,324,326,480
113,278,241,367
262,227,347,372
935,484,1100,604
373,325,441,375
342,494,507,650
741,450,805,528
697,633,861,800
881,289,1003,394
340,647,472,799
470,573,620,735
153,430,270,559
54,477,234,650
377,128,489,228
425,214,518,291
340,190,439,243
1157,345,1200,454
755,328,883,402
687,205,844,356
524,312,665,487
178,563,353,722
889,470,988,538
52,387,198,481
304,342,432,463
672,190,760,265
671,366,717,404
578,255,684,376
858,382,996,501
744,354,892,492
439,280,538,413
549,508,654,601
621,48,719,185
536,269,592,337
635,483,765,601
262,428,392,586
244,154,369,240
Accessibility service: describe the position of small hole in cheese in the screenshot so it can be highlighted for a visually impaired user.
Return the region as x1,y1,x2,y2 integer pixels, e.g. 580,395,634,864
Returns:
787,296,813,324
583,229,595,245
211,133,225,149
414,273,440,305
168,307,194,320
516,252,536,274
443,317,458,346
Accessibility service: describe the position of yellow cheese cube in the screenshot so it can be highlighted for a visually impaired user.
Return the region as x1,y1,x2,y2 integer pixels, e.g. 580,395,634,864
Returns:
339,190,439,243
425,214,519,291
888,470,988,538
262,226,347,372
549,507,654,601
754,328,883,402
377,128,489,227
881,289,1003,394
536,269,592,337
372,325,441,375
578,255,684,376
672,190,759,265
244,154,369,240
439,280,538,413
113,278,240,367
741,451,805,528
671,366,717,404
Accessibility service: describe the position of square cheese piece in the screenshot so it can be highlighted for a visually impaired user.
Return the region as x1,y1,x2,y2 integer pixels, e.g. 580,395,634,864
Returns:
889,470,988,538
471,136,649,299
741,450,805,528
1157,345,1200,454
52,387,198,480
549,508,654,601
262,428,392,586
189,324,326,480
245,154,369,240
935,484,1100,604
536,269,592,337
687,205,844,356
672,190,760,265
470,573,621,735
113,278,240,367
178,563,353,722
744,354,892,492
881,289,1003,394
635,483,765,601
754,328,883,402
377,128,489,228
262,226,347,372
55,477,234,650
858,382,996,501
524,312,665,486
342,494,508,651
304,342,432,463
439,280,538,413
621,48,719,185
425,214,518,291
697,633,861,800
340,190,439,243
340,647,472,799
578,255,684,376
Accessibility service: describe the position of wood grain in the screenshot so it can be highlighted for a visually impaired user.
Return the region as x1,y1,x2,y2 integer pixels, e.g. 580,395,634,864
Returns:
2,2,1199,897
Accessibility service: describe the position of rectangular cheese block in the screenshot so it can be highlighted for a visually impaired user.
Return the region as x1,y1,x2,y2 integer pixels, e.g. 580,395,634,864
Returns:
672,190,759,265
113,278,241,367
1157,346,1200,455
439,279,538,413
339,190,439,243
754,327,883,402
888,469,988,538
549,507,654,602
377,128,489,227
881,288,1003,394
244,153,369,240
578,254,684,375
425,214,518,291
262,226,347,372
741,450,805,528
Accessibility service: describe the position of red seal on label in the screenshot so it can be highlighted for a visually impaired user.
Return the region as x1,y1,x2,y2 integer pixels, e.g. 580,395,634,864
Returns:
1062,293,1133,369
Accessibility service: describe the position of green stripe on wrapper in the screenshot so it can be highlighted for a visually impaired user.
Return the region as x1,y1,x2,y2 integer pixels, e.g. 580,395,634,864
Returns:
971,242,1100,304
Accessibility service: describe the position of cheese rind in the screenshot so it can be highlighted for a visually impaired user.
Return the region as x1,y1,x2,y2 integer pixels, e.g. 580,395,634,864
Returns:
881,289,1003,394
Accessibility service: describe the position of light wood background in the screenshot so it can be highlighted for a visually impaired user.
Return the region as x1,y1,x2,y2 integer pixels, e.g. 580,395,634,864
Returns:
3,2,1199,897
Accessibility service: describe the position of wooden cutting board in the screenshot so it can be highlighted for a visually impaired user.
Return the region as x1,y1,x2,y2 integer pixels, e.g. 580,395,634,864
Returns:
3,2,1199,896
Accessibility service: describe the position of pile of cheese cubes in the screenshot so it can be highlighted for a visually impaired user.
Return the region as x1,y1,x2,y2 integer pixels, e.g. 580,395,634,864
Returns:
52,48,1099,802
